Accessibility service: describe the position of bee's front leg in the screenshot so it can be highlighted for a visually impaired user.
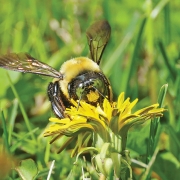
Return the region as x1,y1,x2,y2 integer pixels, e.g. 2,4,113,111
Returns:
47,81,67,118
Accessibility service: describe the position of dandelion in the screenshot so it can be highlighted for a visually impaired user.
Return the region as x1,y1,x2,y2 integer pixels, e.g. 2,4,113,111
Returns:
44,92,165,179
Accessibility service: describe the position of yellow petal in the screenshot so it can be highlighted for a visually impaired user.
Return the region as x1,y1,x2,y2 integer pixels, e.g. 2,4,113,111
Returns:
49,117,71,124
117,92,125,110
134,104,159,115
103,98,113,121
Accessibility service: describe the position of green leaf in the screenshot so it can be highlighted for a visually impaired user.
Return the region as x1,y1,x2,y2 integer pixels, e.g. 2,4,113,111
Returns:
147,84,168,161
100,143,111,159
14,159,38,180
74,147,98,164
157,84,168,108
111,152,122,178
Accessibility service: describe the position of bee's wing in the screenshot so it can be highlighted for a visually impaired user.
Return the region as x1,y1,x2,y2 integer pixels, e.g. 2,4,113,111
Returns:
0,53,63,79
86,20,111,65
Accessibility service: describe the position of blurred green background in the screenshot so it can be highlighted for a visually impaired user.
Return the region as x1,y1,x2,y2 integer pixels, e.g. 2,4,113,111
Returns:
0,0,180,179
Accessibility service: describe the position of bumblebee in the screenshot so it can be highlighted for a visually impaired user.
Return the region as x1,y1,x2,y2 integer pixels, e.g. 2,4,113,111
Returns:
0,20,112,118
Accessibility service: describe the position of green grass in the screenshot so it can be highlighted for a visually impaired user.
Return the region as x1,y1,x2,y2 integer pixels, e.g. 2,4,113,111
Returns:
0,0,180,179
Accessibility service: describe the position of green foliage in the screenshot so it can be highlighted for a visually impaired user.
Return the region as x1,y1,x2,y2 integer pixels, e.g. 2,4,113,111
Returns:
14,159,38,180
0,0,180,179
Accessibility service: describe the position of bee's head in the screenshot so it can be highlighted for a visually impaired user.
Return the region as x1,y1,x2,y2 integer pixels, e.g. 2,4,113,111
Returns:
68,71,111,105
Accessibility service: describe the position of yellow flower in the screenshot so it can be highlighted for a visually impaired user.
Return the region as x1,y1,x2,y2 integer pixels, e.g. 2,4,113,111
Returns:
44,91,166,178
44,92,165,155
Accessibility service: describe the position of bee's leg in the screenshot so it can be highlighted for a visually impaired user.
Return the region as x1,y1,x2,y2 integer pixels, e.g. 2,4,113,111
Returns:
47,81,66,118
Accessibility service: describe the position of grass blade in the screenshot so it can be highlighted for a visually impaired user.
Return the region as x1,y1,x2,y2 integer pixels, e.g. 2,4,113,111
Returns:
7,73,36,142
8,99,18,146
158,41,176,81
103,13,140,75
123,17,147,94
146,84,168,178
1,110,10,152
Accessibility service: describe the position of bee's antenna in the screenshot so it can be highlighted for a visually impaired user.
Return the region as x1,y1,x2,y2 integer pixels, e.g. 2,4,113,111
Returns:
92,86,108,100
77,90,84,110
